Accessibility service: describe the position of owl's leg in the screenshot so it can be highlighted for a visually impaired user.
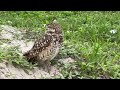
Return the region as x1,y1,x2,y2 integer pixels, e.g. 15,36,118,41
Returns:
37,60,51,73
43,60,51,73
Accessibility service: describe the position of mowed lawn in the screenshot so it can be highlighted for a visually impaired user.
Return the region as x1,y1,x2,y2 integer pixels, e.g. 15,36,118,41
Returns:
0,11,120,79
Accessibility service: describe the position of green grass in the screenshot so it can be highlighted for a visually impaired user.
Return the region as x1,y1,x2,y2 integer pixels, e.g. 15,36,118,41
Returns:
0,11,120,79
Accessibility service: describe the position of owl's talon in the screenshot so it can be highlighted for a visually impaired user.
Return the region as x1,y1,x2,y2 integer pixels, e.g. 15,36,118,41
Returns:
42,65,51,73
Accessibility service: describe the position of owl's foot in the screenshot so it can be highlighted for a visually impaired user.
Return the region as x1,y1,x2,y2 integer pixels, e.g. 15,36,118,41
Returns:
38,60,51,73
44,60,52,73
43,65,51,73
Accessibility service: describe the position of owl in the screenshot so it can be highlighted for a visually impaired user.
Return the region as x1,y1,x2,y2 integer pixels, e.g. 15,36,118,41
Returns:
23,21,63,72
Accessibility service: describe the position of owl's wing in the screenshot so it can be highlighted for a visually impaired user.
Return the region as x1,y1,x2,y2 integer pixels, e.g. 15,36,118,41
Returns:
33,34,52,48
23,34,53,60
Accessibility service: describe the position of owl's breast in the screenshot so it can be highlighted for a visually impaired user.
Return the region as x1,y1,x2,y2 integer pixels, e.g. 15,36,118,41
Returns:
50,43,60,60
37,41,60,62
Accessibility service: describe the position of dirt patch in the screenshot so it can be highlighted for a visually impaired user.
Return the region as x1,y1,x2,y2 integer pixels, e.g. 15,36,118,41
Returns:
0,60,63,79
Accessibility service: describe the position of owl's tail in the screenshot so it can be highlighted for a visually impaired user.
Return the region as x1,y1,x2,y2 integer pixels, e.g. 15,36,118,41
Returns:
23,51,31,60
23,51,36,62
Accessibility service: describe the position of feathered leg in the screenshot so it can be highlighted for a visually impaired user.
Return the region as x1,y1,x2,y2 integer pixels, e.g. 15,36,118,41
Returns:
44,60,51,73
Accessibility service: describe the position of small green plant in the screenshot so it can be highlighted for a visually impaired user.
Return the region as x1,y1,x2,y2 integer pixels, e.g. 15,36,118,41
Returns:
0,47,37,69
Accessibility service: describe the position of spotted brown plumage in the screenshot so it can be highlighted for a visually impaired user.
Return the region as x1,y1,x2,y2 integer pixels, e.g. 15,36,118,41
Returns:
23,21,63,72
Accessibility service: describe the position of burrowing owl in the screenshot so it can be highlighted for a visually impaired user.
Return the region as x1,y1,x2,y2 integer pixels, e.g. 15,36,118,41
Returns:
23,21,63,71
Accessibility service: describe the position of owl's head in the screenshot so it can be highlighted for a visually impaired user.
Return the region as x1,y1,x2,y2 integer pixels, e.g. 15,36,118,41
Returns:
45,20,63,44
46,21,62,35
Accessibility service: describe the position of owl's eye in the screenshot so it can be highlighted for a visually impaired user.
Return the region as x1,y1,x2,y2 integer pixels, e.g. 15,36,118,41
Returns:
47,30,55,34
48,31,53,33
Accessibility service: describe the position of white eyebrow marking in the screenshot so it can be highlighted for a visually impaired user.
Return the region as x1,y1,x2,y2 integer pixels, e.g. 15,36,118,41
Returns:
47,29,55,32
44,36,45,39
